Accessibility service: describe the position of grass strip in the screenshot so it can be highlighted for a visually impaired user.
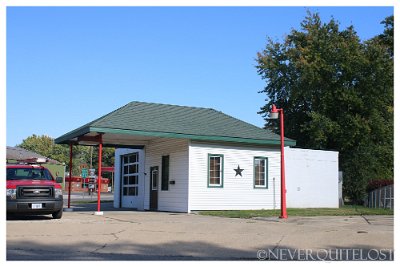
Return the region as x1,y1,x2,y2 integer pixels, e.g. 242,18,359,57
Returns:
198,205,393,218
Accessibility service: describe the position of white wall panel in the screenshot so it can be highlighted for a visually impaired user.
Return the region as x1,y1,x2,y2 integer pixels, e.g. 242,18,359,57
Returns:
285,147,339,208
189,142,281,211
144,139,189,212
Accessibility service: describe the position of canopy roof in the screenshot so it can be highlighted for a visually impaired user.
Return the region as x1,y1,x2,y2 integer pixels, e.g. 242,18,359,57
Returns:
55,101,296,147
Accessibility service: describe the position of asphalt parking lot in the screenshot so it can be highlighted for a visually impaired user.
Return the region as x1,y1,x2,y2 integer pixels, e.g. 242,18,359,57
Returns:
6,207,394,261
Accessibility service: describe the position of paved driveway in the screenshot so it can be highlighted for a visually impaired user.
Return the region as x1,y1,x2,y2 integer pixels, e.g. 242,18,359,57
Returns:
7,210,393,260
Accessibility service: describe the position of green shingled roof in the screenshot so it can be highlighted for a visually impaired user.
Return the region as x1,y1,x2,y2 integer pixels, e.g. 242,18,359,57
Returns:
55,101,296,146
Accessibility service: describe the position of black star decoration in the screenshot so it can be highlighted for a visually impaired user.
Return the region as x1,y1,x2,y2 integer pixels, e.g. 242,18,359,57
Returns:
234,165,244,177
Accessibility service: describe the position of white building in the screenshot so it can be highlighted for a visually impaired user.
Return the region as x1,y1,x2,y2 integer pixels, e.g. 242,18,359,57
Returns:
114,145,339,212
56,101,339,213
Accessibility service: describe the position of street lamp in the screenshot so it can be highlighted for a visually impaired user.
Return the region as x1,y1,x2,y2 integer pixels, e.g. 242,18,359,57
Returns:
269,104,288,219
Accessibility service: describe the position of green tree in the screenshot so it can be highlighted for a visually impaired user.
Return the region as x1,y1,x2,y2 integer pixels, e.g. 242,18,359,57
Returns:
82,146,115,171
256,12,393,202
18,134,115,176
18,134,68,163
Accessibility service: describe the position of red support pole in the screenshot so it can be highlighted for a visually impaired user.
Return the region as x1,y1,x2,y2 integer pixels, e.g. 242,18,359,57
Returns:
279,109,288,219
68,143,73,209
97,135,103,212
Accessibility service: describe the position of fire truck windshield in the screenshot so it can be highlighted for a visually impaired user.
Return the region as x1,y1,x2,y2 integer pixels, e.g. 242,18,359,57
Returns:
7,167,53,181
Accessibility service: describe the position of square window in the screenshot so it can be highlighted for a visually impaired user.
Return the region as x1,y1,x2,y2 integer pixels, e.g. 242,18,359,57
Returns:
129,164,138,174
129,187,138,196
129,154,137,164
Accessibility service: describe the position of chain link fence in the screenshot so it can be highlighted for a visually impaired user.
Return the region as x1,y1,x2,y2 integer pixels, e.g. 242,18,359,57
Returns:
365,185,394,210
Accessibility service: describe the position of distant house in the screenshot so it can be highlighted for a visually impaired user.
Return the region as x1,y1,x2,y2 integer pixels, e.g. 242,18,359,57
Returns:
6,146,65,182
55,101,339,212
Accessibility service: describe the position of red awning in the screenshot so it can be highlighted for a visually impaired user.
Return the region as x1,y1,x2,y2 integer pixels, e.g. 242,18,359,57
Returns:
65,176,109,183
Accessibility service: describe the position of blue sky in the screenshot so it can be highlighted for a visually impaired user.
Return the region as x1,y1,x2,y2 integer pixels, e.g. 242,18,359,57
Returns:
6,6,394,146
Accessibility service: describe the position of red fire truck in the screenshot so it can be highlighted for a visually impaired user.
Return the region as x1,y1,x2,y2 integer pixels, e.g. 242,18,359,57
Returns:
6,158,64,219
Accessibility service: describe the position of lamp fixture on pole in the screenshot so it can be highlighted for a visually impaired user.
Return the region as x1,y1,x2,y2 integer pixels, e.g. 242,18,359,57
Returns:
269,104,288,219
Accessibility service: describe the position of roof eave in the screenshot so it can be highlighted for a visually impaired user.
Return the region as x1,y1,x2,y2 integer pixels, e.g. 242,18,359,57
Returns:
55,125,296,147
90,127,296,146
54,126,91,144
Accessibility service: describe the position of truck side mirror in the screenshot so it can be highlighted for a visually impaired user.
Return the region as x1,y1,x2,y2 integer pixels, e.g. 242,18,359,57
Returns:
56,177,63,183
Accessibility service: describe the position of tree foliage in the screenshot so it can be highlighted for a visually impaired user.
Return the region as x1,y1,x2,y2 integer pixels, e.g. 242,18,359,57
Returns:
18,134,115,176
256,12,393,202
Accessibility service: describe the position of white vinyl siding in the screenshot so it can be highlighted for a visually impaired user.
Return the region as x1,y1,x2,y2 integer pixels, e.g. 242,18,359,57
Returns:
188,141,281,211
285,147,339,208
144,138,189,212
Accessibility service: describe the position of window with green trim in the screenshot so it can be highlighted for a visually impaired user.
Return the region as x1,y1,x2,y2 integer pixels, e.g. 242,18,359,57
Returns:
254,157,268,188
208,154,223,187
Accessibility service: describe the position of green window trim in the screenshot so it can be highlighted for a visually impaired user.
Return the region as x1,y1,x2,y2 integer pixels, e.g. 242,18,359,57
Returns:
254,157,268,189
207,154,224,188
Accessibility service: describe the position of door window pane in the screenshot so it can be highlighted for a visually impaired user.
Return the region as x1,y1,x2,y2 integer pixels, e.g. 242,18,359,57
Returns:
129,154,137,164
129,164,138,174
152,170,158,190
